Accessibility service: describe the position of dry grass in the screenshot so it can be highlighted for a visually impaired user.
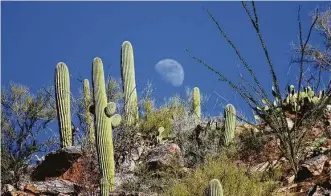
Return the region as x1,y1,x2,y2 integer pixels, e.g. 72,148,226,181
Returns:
162,153,278,196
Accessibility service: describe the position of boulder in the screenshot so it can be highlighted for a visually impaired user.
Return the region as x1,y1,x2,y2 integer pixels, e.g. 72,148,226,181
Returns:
31,146,82,181
14,180,81,195
146,143,183,170
307,185,331,196
297,155,328,180
109,191,157,196
2,184,16,194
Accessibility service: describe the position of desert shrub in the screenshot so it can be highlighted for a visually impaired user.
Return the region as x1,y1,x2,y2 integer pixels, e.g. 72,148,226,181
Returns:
139,93,185,138
163,153,277,196
120,154,186,194
237,129,266,161
174,116,225,168
1,83,58,184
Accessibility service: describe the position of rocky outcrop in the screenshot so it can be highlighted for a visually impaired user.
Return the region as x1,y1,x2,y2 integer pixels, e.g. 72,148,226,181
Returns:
146,143,183,169
297,155,328,180
32,146,82,181
2,180,82,196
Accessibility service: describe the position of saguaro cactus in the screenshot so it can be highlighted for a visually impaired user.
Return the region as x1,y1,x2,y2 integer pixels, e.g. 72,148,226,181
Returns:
92,57,121,194
224,104,236,146
193,87,201,119
83,79,95,145
207,179,223,196
121,41,139,126
54,62,72,147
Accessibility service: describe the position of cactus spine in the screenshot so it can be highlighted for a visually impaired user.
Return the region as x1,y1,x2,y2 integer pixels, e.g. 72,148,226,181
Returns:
208,179,223,196
92,57,121,194
121,41,139,126
54,62,72,147
83,79,95,145
224,104,236,146
193,87,201,119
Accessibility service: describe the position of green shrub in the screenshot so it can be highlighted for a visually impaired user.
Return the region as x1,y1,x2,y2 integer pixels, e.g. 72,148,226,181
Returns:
140,95,184,138
163,153,276,196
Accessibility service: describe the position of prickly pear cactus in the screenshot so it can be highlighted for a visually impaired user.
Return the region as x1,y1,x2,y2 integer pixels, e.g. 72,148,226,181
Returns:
92,57,121,194
54,62,72,147
83,79,95,145
193,87,201,119
224,104,236,146
121,41,139,126
207,179,223,196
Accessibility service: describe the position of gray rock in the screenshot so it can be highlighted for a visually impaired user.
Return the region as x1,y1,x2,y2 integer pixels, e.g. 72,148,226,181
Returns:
249,160,280,173
2,184,15,193
19,179,82,195
114,173,137,189
108,191,158,196
307,185,331,196
146,143,183,169
297,155,328,181
286,118,294,130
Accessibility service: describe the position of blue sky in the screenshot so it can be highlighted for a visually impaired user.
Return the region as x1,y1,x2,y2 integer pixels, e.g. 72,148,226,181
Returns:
2,1,329,120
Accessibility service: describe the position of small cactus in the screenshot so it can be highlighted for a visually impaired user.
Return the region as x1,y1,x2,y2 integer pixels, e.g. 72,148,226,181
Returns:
83,79,95,145
157,127,165,144
121,41,139,126
224,104,236,146
207,179,223,196
92,57,121,194
193,87,201,119
54,62,72,147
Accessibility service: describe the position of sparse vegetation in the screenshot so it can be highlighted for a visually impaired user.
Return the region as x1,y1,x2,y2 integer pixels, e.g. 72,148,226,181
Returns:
163,153,277,196
2,2,331,196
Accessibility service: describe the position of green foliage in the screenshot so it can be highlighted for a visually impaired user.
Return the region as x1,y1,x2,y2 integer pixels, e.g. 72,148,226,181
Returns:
140,95,184,138
54,62,72,147
106,77,123,103
121,41,139,126
311,137,327,148
224,104,236,146
237,130,266,161
163,154,276,196
92,57,121,193
208,179,223,196
1,83,57,184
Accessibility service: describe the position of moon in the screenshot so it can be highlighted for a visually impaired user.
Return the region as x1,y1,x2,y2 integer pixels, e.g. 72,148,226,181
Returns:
155,59,184,87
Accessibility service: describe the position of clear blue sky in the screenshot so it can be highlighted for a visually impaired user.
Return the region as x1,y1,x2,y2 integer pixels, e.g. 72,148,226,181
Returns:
2,1,328,119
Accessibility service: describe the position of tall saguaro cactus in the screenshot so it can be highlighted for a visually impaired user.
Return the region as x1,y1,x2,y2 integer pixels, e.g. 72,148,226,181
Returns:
207,179,223,196
193,87,201,119
54,62,72,147
121,41,139,126
224,104,236,146
83,79,95,145
92,57,121,195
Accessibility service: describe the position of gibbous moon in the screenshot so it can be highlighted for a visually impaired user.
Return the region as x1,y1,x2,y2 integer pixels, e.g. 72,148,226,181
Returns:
155,59,184,87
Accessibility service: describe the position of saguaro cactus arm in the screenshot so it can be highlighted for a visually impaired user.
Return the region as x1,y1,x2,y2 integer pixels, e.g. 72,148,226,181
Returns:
54,62,72,147
121,41,139,125
83,79,95,145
